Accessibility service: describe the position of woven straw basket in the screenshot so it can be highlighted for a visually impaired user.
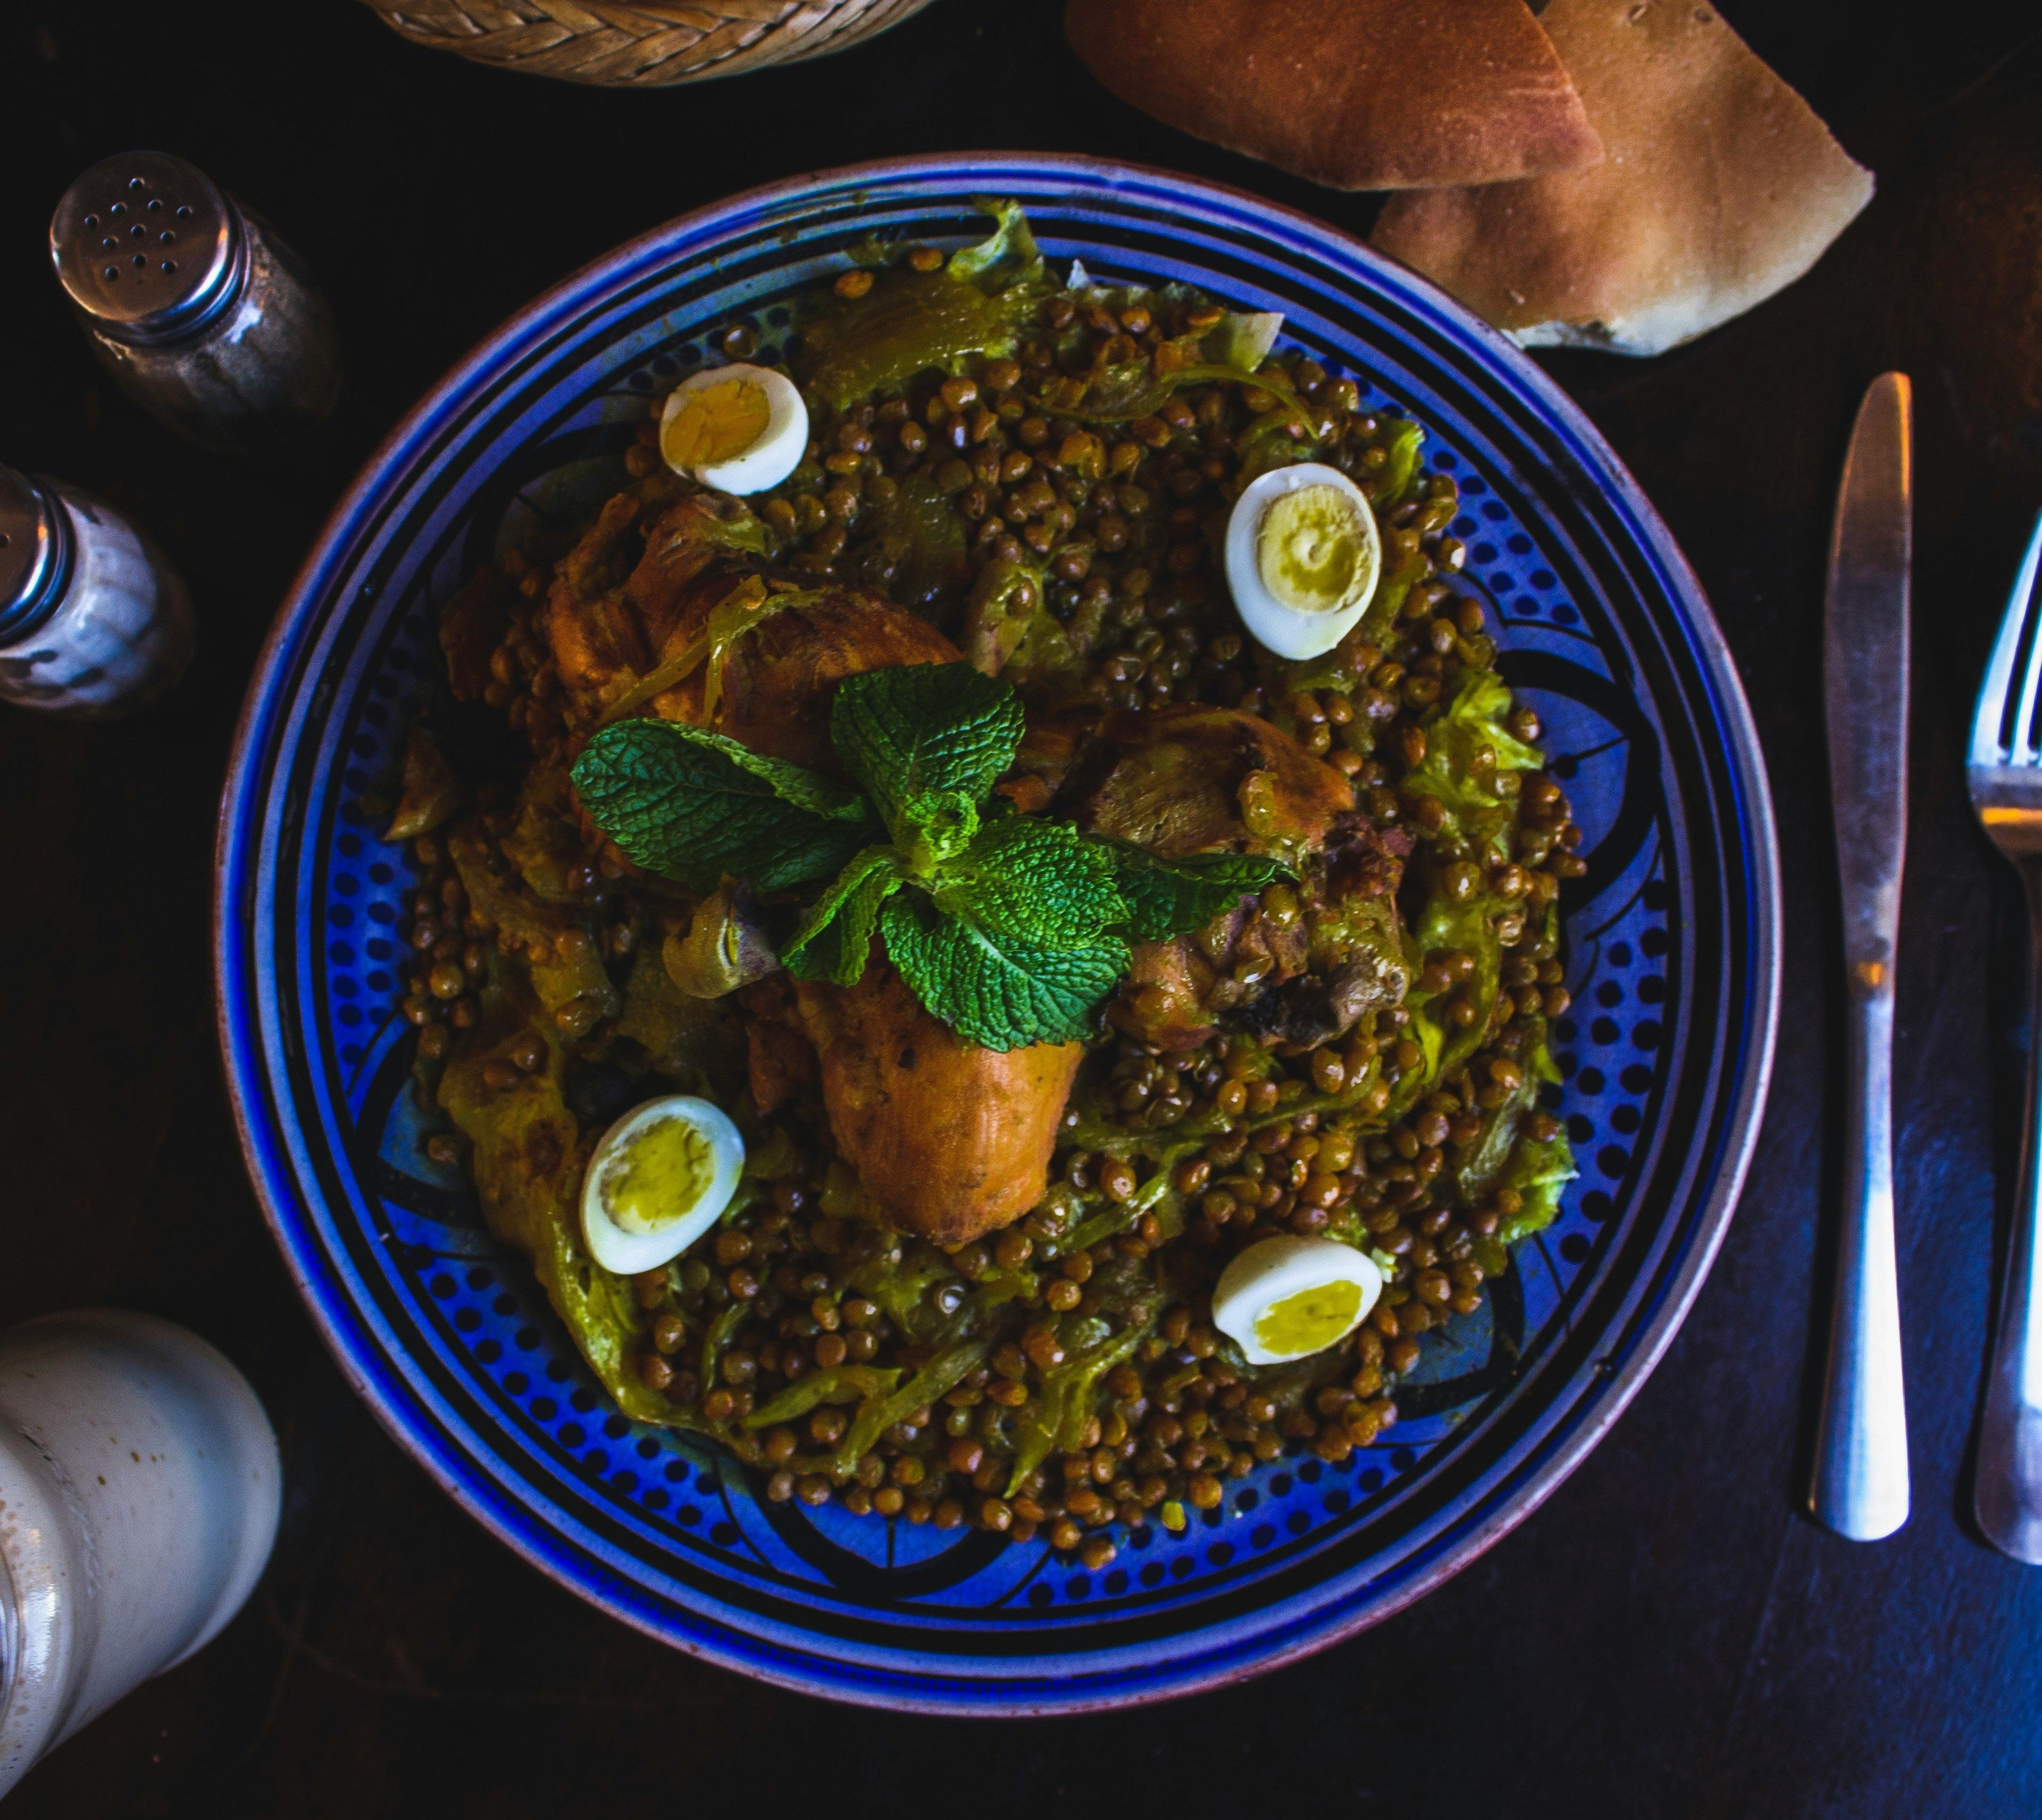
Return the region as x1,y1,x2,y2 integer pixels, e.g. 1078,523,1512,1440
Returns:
358,0,940,87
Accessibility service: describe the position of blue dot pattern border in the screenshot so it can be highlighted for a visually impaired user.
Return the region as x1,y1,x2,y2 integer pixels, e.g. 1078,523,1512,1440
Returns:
217,155,1779,1713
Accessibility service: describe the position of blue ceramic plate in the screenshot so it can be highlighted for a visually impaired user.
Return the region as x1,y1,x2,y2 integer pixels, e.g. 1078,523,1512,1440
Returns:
217,155,1779,1713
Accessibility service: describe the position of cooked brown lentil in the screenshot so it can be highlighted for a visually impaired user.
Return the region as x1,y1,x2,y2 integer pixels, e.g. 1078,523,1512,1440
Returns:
399,231,1581,1559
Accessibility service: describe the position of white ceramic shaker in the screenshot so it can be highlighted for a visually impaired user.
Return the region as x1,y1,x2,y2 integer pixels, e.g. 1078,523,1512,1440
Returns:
0,1310,281,1799
0,465,194,718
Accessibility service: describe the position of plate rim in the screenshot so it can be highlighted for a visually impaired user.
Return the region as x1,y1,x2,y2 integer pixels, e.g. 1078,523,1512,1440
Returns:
214,149,1782,1713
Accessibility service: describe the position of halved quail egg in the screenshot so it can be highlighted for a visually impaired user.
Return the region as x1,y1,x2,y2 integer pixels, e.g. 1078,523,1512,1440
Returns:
580,1095,744,1276
658,362,808,496
1224,461,1383,659
1211,1234,1384,1365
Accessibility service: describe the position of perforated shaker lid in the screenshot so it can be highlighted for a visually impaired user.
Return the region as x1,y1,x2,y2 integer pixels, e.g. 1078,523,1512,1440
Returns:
50,152,245,345
0,467,74,645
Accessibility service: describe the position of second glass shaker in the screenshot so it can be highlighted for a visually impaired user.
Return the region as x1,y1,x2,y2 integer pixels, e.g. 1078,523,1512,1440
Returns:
49,151,341,454
0,465,193,717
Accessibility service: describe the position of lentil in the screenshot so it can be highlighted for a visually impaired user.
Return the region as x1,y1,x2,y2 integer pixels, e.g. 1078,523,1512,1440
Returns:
405,224,1580,1556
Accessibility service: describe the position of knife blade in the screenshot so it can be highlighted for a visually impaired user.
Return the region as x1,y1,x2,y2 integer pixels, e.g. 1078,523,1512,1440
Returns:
1828,373,1913,991
1809,371,1912,1541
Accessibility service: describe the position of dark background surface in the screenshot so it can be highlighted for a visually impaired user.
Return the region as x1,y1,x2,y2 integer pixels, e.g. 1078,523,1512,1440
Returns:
4,2,2041,1813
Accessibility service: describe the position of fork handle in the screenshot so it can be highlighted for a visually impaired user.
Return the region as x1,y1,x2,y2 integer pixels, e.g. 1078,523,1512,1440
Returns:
1809,987,1911,1539
1974,866,2042,1562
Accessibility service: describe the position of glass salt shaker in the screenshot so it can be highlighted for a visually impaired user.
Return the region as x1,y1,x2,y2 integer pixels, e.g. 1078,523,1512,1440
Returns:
0,1309,281,1799
49,151,341,453
0,465,195,717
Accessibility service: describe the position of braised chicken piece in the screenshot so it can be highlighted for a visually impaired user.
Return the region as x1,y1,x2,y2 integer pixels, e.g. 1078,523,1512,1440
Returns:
740,975,821,1118
545,492,956,772
1050,704,1413,1052
1107,931,1230,1051
1056,705,1355,860
791,965,1085,1248
658,591,955,774
542,491,1085,1245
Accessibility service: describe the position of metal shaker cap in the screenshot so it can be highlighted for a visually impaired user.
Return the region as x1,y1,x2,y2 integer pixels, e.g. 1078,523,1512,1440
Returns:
0,467,74,645
51,152,245,346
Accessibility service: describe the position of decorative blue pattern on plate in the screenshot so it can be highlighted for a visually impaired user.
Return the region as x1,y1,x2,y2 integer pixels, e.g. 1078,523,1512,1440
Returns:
217,155,1779,1713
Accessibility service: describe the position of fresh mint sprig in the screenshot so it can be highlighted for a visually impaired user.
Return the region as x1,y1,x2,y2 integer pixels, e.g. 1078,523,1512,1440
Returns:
568,721,876,895
570,663,1293,1050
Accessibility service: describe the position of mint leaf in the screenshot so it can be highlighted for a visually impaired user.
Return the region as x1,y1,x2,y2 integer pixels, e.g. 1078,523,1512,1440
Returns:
661,723,873,822
899,788,981,870
782,847,903,986
572,720,876,894
1091,838,1291,941
881,894,1125,1051
932,815,1126,947
830,664,1024,837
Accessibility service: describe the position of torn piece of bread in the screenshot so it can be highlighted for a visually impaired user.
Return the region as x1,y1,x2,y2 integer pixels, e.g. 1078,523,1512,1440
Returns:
1064,0,1603,191
1370,0,1874,356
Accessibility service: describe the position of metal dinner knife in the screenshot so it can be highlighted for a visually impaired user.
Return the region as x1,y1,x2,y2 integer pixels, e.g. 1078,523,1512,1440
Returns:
1809,371,1913,1541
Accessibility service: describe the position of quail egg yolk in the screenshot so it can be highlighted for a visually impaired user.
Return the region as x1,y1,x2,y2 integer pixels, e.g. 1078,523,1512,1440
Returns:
660,377,773,476
1257,485,1370,616
1254,1278,1367,1358
602,1117,717,1237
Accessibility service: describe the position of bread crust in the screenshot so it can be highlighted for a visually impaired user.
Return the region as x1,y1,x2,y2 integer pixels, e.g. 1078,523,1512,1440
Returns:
1370,0,1874,355
1065,0,1604,191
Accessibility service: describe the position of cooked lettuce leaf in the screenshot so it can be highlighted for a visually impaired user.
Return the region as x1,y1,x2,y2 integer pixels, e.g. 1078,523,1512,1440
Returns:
1005,1321,1151,1496
1200,310,1284,371
743,1366,903,1430
845,1237,958,1344
832,1336,991,1476
612,943,742,1089
854,469,969,617
945,196,1047,293
1358,522,1436,644
1395,885,1504,1109
802,198,1051,410
1401,667,1545,863
439,985,670,1425
1374,416,1426,508
1496,1124,1578,1245
1452,1021,1565,1206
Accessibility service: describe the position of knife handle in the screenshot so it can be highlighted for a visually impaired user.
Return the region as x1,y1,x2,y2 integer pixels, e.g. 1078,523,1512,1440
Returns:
1974,866,2042,1562
1809,986,1910,1540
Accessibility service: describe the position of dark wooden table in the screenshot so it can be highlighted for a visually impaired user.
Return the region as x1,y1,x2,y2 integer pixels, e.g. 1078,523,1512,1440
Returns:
5,3,2041,1812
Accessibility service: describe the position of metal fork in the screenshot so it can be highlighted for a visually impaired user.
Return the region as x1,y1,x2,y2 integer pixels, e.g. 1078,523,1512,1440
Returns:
1968,510,2042,1563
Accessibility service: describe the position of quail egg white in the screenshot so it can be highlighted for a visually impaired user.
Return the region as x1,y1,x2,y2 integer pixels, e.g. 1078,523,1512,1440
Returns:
1224,462,1382,659
580,1095,744,1276
658,362,808,496
1210,1234,1384,1366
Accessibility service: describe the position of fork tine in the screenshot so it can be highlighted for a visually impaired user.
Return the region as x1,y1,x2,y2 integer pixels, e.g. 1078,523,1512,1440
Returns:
2012,523,2042,762
1974,511,2042,768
